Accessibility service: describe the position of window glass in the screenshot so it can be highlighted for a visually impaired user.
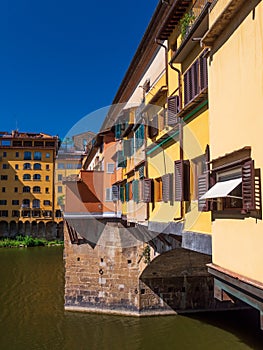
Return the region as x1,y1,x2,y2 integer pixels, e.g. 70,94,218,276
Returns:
24,151,31,160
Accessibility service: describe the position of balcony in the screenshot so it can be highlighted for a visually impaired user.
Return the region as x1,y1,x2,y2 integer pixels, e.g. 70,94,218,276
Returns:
171,0,212,63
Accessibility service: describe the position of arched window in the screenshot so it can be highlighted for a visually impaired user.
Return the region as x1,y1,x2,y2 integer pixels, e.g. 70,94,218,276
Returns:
33,163,41,170
33,186,41,193
33,174,41,181
22,199,30,208
23,174,31,181
32,199,40,208
23,186,30,193
23,163,31,170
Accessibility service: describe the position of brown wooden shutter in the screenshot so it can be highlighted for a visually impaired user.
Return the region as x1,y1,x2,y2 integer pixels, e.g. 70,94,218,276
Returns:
162,174,170,202
198,145,210,211
143,179,152,203
174,160,190,201
200,55,208,91
242,160,255,212
112,185,119,201
184,70,190,106
174,160,183,201
198,174,209,211
167,96,180,126
254,168,262,214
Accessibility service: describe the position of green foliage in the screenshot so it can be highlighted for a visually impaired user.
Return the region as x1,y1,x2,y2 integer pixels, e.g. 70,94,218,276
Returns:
179,12,196,39
142,244,151,265
0,235,63,248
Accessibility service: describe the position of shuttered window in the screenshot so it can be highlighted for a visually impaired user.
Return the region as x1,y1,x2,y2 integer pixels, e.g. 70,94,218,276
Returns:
117,151,126,168
138,165,144,179
125,182,130,202
242,160,255,212
184,55,208,107
162,174,170,203
112,185,119,201
167,96,180,126
174,160,190,201
197,145,210,211
123,139,133,157
120,186,125,203
132,180,139,203
135,124,144,150
143,179,152,203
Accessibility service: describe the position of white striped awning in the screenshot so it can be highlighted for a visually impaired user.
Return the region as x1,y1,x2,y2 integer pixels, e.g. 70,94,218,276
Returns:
200,178,242,200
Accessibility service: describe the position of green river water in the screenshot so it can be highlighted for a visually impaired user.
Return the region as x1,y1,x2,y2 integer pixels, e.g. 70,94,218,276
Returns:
0,246,262,350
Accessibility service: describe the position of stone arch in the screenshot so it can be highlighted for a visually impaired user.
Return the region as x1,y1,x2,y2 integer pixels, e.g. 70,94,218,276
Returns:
31,221,38,237
25,221,31,236
9,221,18,237
18,221,24,235
0,221,8,237
46,221,56,240
38,221,45,237
139,248,214,313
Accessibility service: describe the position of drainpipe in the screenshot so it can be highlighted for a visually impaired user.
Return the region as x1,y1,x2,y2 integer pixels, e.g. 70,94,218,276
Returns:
155,39,168,87
169,62,184,221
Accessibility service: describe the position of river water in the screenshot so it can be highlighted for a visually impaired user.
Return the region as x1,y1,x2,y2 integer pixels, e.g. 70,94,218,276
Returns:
0,247,262,350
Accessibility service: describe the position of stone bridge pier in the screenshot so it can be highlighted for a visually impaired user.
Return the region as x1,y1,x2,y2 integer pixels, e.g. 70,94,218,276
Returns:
64,220,240,315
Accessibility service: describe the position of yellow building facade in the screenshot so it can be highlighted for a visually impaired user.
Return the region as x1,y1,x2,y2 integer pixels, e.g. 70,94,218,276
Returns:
201,0,263,328
0,131,63,238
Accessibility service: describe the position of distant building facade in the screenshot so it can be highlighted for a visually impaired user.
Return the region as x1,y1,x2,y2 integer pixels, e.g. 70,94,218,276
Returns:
0,130,63,239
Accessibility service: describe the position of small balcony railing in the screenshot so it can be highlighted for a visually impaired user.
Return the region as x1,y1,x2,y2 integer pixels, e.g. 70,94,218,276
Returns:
180,0,212,41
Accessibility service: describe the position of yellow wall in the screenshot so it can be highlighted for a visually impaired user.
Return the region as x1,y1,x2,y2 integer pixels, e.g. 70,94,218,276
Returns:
208,1,263,282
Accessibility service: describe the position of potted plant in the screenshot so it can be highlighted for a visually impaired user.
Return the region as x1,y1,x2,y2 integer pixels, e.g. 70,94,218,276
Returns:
179,11,196,40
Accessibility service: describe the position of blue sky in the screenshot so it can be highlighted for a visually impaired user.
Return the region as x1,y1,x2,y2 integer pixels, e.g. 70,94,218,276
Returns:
0,0,158,140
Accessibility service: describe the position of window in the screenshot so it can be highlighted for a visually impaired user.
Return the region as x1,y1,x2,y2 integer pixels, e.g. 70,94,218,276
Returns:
2,164,9,169
112,185,119,201
46,164,50,170
43,210,52,217
15,164,19,170
174,160,190,201
58,174,62,181
14,175,18,181
33,174,41,181
3,151,7,157
32,210,41,217
34,151,42,160
58,163,64,169
15,152,19,158
22,210,30,217
0,200,7,205
135,124,144,150
24,151,32,160
106,188,113,201
32,199,40,208
198,148,262,217
23,186,31,193
143,179,153,203
192,155,207,200
12,200,19,205
44,200,51,206
33,186,41,193
107,163,115,174
14,187,18,193
55,210,62,218
33,163,41,170
1,175,8,180
22,199,30,208
0,210,8,217
162,173,173,203
2,187,5,193
46,175,50,181
57,186,62,193
46,152,50,158
23,163,31,170
12,210,20,217
23,174,31,181
2,140,11,146
184,54,208,107
154,178,163,202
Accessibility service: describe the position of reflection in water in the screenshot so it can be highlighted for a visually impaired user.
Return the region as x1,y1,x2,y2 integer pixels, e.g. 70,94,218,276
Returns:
0,247,262,350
